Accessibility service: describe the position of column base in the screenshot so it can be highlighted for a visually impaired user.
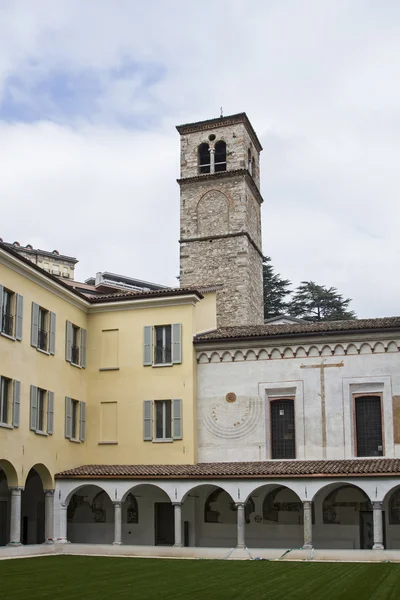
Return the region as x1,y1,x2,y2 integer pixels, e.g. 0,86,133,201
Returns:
302,544,313,550
236,544,246,550
173,543,183,548
7,542,22,547
373,543,384,550
43,539,55,545
113,542,123,546
54,538,70,544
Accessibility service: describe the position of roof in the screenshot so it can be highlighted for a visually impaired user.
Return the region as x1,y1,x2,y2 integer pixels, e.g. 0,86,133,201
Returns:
176,112,263,153
0,240,78,263
85,271,167,291
56,458,400,479
264,315,307,325
195,317,400,343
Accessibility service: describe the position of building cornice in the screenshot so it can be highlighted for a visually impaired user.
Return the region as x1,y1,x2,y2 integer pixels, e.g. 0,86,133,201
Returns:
177,169,264,205
180,231,265,260
88,294,201,313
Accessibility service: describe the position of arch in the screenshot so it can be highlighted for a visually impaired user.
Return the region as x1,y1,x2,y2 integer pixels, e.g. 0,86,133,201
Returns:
373,342,385,353
258,349,268,360
198,143,210,174
387,341,398,353
214,140,227,172
24,463,54,489
210,351,221,364
308,345,320,357
244,482,303,504
270,348,281,360
198,352,209,364
0,459,19,487
312,481,373,504
121,482,173,503
321,345,332,357
197,190,229,236
67,484,115,544
320,484,371,525
221,351,232,363
65,483,113,507
180,482,235,504
295,347,307,358
333,344,345,356
346,343,358,355
245,349,257,361
233,350,245,362
262,486,303,524
383,483,400,506
283,348,294,359
359,343,372,355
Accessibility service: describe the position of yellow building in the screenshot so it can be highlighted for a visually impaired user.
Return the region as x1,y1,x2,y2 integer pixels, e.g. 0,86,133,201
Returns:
0,241,216,545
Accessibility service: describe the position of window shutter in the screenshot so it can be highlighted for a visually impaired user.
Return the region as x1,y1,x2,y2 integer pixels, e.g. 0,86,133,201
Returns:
143,326,153,366
0,285,3,332
172,398,183,440
12,380,21,428
31,302,40,347
49,312,56,355
80,328,87,368
30,385,38,431
143,400,153,440
15,294,23,340
47,391,54,435
65,321,73,362
172,323,182,364
79,401,86,441
65,396,72,439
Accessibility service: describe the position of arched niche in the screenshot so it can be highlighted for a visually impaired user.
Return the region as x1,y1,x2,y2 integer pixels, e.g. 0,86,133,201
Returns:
197,190,229,237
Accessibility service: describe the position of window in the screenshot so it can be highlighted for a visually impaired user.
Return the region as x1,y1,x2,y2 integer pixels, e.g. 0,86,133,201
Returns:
143,324,182,367
31,303,56,354
65,321,87,368
198,143,210,174
30,385,54,435
0,376,10,425
65,396,86,442
248,149,252,174
270,399,296,459
214,141,227,172
143,399,182,441
355,395,383,457
0,376,20,428
0,285,23,340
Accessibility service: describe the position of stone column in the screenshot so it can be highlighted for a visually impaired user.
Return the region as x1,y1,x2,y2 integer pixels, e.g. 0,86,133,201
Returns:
57,504,69,543
236,502,246,549
302,501,313,549
173,503,183,547
209,147,215,174
8,487,23,546
44,490,55,543
372,501,384,550
113,501,122,545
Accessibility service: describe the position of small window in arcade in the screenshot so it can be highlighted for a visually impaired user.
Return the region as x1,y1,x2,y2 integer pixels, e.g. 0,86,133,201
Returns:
198,143,210,174
355,395,383,457
214,141,226,172
389,489,400,524
270,398,295,459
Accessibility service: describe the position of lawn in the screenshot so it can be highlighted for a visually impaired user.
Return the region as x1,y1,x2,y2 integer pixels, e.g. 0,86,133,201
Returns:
1,556,400,599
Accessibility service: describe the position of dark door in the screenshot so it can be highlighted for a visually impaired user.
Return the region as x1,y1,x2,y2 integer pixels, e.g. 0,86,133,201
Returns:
0,501,7,546
155,503,174,546
355,396,383,456
270,399,295,459
360,511,373,549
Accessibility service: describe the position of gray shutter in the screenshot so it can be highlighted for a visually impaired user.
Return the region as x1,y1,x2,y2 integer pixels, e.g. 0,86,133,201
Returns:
172,323,182,364
79,401,86,441
47,391,54,435
65,396,72,439
65,321,73,362
80,328,87,368
49,312,56,355
172,398,183,440
31,302,40,347
143,326,153,366
0,285,3,332
12,380,21,428
30,385,38,431
15,294,23,340
143,400,153,440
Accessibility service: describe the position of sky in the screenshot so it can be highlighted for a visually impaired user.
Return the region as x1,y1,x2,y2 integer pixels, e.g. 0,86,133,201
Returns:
0,0,399,318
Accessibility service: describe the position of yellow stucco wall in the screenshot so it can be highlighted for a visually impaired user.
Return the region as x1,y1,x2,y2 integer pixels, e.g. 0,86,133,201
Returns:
0,249,216,488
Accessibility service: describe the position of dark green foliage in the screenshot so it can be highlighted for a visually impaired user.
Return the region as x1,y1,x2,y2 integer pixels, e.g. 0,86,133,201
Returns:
288,281,356,322
263,257,292,320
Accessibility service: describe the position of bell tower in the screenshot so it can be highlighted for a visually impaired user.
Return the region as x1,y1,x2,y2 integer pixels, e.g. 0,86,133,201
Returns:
176,113,264,327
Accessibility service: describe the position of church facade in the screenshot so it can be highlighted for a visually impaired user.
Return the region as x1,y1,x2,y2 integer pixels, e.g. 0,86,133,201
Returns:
1,113,400,556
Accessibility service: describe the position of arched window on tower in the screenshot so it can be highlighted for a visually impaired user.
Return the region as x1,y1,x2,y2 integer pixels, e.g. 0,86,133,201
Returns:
214,141,227,172
248,149,252,174
198,143,210,174
252,157,256,178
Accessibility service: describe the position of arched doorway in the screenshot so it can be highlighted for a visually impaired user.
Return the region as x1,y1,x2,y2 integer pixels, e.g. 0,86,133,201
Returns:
121,484,173,546
0,467,10,546
254,485,303,549
21,468,46,544
384,486,400,549
313,484,373,549
67,485,114,544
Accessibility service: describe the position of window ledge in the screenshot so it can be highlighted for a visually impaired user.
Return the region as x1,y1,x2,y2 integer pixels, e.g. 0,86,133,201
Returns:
99,367,120,372
35,430,48,437
37,348,50,356
70,362,82,369
0,422,13,430
0,332,15,341
153,438,173,443
152,363,173,368
69,438,81,443
98,441,118,445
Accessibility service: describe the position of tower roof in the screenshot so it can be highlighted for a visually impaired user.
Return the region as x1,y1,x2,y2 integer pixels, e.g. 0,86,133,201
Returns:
176,112,263,152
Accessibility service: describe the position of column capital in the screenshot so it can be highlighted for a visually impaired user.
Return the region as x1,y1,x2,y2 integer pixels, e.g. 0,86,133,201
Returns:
113,500,122,507
209,147,215,154
44,489,55,497
235,502,245,508
9,487,24,494
373,501,383,510
303,500,313,508
172,502,182,507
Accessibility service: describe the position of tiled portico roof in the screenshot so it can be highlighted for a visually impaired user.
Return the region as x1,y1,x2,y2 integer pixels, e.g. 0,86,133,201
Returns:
56,459,400,479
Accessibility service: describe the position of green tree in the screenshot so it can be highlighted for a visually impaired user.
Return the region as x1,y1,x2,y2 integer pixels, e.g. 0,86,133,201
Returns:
263,257,292,320
288,281,356,322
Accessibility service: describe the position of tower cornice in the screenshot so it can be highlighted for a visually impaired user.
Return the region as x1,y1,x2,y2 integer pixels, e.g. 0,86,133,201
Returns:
177,169,264,205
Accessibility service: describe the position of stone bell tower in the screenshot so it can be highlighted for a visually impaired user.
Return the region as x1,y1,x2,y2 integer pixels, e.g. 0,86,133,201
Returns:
176,113,264,327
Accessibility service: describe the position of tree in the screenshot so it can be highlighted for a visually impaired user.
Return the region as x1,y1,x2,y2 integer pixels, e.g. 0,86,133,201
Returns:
288,281,356,322
263,257,292,320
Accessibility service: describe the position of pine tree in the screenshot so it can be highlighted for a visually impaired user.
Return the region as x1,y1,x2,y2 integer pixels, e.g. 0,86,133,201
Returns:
288,281,356,322
263,257,292,320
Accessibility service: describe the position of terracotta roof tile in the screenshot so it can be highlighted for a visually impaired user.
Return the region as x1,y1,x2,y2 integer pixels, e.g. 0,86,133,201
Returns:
195,317,400,342
56,459,400,479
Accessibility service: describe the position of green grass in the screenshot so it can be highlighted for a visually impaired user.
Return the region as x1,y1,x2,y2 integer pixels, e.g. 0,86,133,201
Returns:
1,556,400,599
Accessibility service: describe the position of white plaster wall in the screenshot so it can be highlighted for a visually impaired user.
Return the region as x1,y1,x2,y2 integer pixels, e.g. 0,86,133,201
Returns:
197,346,400,462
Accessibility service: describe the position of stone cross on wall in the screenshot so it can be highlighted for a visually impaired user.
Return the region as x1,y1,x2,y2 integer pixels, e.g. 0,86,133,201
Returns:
300,360,344,458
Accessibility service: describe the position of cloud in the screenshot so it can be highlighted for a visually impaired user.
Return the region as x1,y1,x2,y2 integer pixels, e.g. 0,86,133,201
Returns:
0,0,399,317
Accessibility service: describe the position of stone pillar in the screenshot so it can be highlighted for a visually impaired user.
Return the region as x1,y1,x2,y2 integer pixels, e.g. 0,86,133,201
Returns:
8,487,23,546
209,147,215,174
113,501,122,545
236,502,246,549
302,501,313,549
373,501,384,550
57,504,69,543
173,503,183,547
44,490,55,543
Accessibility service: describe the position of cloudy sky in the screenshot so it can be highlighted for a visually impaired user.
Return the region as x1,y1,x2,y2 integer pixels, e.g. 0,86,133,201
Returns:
1,1,399,318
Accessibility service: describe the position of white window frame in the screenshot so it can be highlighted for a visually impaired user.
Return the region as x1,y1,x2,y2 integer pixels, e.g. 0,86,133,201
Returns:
154,399,172,440
36,388,47,433
1,287,15,337
154,325,172,365
0,376,11,426
71,399,79,440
